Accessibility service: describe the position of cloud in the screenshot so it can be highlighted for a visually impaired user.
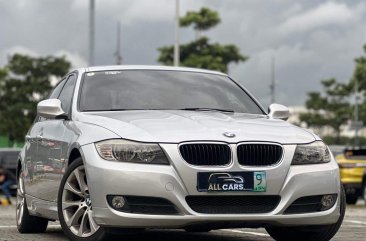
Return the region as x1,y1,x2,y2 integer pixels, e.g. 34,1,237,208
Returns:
1,46,39,62
1,0,366,107
1,46,87,69
278,2,355,34
55,50,88,68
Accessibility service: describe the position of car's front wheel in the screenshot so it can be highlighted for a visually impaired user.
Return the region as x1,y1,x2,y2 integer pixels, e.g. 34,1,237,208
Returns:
266,185,346,241
58,158,108,241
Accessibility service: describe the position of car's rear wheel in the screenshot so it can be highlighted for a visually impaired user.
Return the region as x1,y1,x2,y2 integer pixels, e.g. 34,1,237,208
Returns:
58,158,108,241
266,185,346,241
16,168,48,233
346,194,358,204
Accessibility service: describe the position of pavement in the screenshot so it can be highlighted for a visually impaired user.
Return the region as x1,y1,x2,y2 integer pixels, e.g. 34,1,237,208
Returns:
0,199,365,241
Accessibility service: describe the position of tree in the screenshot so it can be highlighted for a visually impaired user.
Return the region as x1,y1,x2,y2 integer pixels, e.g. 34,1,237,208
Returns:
158,7,247,73
0,54,71,145
299,79,351,144
158,37,246,73
349,45,366,124
180,7,220,38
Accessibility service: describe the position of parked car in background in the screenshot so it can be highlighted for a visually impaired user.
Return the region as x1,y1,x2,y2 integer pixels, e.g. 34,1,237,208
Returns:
0,148,21,195
336,148,366,205
16,66,345,241
329,145,346,158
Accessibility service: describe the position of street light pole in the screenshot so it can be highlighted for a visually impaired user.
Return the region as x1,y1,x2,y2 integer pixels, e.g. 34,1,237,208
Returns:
174,0,180,66
89,0,95,66
270,56,276,104
354,77,360,147
115,21,122,65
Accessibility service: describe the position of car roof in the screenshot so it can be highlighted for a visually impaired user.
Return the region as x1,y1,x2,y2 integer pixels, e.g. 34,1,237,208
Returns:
80,65,227,76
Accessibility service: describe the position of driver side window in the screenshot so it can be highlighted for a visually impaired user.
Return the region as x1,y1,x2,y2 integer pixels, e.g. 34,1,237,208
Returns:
58,74,77,116
48,78,67,99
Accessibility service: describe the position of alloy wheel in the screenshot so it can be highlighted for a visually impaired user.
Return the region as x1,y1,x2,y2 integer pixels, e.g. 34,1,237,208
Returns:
61,165,100,238
16,172,25,226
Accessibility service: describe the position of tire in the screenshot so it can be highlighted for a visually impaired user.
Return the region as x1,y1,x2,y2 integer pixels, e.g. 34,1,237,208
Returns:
16,167,48,233
185,227,212,233
363,182,366,206
58,158,109,241
346,194,358,205
266,185,346,241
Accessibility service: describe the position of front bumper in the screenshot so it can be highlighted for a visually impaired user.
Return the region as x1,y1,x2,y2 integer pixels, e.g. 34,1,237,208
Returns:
81,143,341,228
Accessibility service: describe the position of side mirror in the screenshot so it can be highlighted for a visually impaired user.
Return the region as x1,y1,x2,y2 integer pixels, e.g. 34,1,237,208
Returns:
268,103,290,121
37,99,67,119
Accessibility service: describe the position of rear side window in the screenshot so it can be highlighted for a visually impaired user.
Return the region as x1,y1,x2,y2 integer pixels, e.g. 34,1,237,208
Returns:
58,74,77,115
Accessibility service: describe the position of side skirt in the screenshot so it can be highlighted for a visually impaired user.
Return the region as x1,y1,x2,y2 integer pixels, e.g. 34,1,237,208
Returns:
25,194,58,221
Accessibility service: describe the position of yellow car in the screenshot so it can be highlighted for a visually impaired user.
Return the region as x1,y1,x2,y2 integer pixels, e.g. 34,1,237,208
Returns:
336,148,366,204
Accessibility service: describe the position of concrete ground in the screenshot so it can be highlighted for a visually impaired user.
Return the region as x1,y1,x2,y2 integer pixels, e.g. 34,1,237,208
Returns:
0,198,365,241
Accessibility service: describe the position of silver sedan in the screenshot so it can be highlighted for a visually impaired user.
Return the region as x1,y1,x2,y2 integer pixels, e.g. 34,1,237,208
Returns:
16,66,345,241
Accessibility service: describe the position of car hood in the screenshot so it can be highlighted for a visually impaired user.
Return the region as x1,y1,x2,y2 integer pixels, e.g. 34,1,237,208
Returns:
77,110,316,144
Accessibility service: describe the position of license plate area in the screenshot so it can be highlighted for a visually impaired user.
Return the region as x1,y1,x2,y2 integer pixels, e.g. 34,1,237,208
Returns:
197,171,266,192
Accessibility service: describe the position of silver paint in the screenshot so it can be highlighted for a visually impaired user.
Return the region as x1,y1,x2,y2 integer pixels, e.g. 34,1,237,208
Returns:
18,65,341,230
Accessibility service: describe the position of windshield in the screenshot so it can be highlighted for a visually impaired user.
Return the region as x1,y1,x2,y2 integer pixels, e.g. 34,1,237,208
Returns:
79,70,264,114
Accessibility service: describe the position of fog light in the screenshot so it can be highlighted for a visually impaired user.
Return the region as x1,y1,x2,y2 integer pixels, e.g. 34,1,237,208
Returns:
111,196,125,209
320,194,337,211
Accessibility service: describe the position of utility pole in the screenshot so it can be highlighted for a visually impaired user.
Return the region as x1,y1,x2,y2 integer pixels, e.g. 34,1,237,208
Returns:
270,56,276,103
115,21,122,65
89,0,95,66
174,0,180,66
354,77,360,147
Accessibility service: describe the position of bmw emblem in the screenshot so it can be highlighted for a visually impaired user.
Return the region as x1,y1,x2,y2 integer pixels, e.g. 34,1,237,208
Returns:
223,132,236,138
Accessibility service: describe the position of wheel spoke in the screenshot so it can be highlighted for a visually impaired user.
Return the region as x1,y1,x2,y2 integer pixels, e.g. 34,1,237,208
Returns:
74,168,88,194
88,211,98,233
17,201,24,224
16,173,25,226
78,211,88,236
64,182,83,197
16,198,23,210
67,206,86,227
62,200,82,210
62,164,99,237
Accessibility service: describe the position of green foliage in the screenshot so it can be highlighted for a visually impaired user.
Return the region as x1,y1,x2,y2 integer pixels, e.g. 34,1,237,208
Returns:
158,37,247,73
351,45,366,91
158,7,247,73
0,54,70,145
322,136,366,146
180,7,220,31
348,45,366,124
299,78,352,144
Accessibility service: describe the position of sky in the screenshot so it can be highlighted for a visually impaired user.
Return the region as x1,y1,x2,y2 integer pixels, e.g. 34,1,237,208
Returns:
1,0,366,108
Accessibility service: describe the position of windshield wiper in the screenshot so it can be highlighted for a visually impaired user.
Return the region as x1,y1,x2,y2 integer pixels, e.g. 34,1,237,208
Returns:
180,108,235,113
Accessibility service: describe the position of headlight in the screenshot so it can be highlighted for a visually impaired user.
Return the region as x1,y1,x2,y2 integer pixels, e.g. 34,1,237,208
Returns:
292,141,331,165
95,139,169,165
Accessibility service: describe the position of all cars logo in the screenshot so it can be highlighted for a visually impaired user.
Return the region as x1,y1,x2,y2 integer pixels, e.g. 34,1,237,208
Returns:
207,173,245,191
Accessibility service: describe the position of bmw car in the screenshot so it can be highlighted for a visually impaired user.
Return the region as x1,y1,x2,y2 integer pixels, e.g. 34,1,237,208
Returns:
16,66,345,241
